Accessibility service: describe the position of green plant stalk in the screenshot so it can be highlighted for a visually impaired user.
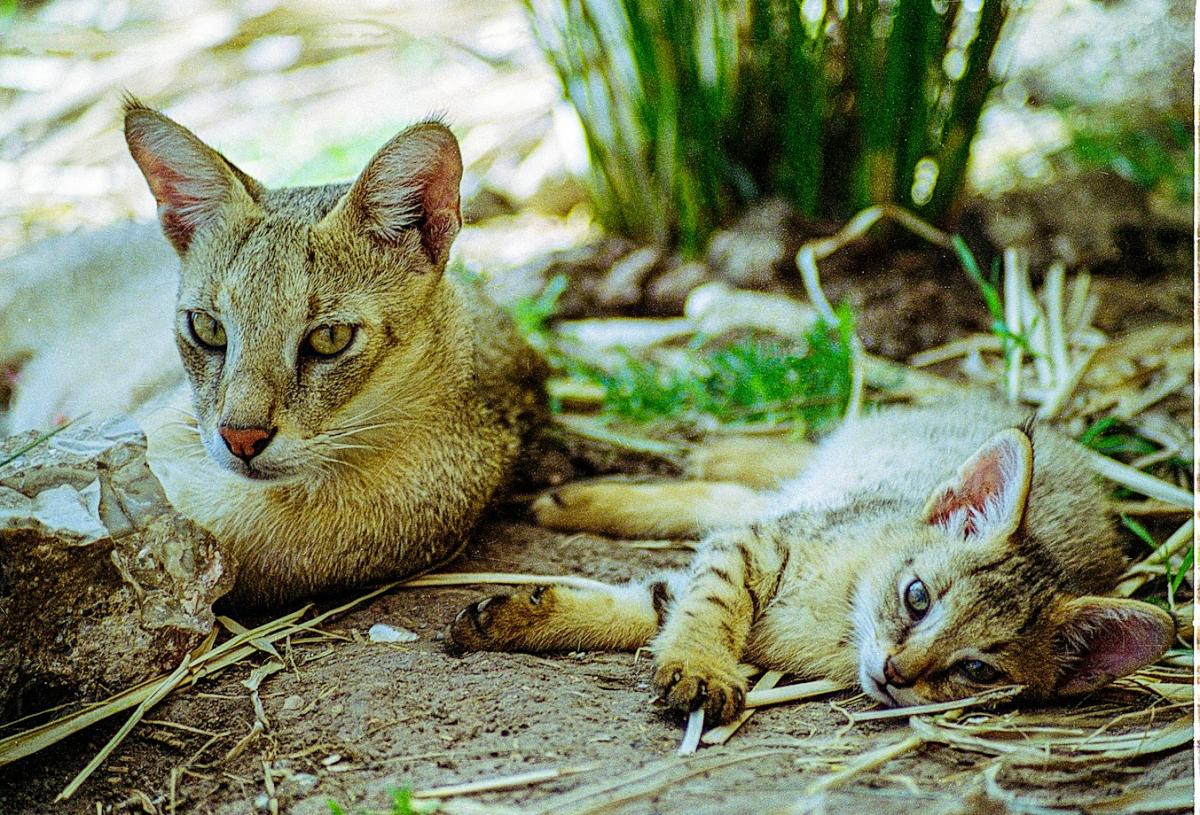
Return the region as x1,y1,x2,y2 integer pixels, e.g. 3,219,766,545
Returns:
924,0,1006,220
878,0,932,205
526,0,1009,249
0,419,78,469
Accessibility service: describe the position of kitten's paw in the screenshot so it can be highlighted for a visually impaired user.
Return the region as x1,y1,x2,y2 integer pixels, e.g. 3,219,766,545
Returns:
445,586,555,654
652,655,746,724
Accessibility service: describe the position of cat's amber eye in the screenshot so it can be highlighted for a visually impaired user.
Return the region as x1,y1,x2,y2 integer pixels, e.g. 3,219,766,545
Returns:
188,311,227,350
304,324,355,357
903,579,930,618
957,659,1001,683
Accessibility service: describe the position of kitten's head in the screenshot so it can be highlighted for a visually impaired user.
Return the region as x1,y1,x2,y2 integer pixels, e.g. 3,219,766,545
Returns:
124,99,464,482
851,427,1174,707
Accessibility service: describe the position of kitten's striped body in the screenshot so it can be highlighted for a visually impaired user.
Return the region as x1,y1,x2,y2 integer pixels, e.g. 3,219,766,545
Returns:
448,398,1174,722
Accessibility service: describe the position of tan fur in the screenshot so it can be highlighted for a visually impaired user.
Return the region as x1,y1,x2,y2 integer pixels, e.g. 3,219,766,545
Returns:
4,101,547,608
685,434,812,488
531,434,810,538
448,397,1175,722
533,480,771,539
127,101,549,607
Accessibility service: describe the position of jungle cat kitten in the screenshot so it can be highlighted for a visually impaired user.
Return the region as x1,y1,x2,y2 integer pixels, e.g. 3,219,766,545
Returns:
447,398,1175,722
120,99,547,607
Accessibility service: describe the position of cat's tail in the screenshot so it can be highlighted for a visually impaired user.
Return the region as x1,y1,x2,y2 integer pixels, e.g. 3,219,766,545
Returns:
445,573,688,655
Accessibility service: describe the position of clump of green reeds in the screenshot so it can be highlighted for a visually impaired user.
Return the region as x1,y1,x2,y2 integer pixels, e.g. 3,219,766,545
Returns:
524,0,1008,254
578,317,854,433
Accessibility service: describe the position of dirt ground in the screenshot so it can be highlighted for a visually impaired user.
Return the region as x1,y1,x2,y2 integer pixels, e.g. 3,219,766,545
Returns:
1,0,1192,811
0,513,1190,815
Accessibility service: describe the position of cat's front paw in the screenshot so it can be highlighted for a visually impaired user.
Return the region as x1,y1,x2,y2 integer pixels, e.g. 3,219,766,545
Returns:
445,586,555,655
653,654,746,724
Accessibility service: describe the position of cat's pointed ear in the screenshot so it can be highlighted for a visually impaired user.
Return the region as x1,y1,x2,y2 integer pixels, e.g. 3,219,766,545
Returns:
922,427,1033,541
1052,596,1174,695
123,97,263,254
326,120,462,268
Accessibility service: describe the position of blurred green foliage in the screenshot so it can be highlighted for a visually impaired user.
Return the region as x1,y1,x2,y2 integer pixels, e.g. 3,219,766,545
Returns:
525,0,1008,254
327,788,427,815
582,317,854,434
1062,114,1192,205
509,274,854,435
559,309,855,437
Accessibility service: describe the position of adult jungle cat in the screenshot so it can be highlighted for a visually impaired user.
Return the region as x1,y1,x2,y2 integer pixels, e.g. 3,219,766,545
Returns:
448,398,1175,721
118,99,546,607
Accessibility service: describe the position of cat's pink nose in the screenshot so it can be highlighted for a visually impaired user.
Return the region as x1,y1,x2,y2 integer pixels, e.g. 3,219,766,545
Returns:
219,425,276,462
883,655,910,687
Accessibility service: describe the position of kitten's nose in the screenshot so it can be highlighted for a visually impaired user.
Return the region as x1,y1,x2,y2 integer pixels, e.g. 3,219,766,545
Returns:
219,425,276,462
883,655,911,687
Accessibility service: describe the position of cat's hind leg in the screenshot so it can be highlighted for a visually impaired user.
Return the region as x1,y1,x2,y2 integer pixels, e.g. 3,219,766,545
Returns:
532,480,770,539
531,435,810,539
687,435,812,488
445,574,685,655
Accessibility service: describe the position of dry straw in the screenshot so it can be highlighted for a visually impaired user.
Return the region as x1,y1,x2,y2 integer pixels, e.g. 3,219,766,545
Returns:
0,202,1190,808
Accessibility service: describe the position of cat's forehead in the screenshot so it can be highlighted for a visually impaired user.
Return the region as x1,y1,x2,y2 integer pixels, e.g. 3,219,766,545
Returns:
258,183,349,222
208,217,311,302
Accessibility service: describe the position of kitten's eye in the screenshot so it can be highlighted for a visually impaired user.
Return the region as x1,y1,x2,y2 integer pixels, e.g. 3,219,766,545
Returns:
187,311,226,350
903,578,930,619
957,659,1001,683
304,324,355,357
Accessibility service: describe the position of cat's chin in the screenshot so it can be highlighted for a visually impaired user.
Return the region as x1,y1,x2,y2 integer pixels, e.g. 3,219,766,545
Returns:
234,466,297,483
215,457,308,485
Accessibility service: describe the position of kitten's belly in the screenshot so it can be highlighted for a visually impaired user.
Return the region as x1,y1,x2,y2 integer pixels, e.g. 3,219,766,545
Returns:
773,398,1025,513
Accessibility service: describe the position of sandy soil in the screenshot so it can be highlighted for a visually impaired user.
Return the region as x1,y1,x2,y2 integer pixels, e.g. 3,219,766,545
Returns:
0,516,1189,815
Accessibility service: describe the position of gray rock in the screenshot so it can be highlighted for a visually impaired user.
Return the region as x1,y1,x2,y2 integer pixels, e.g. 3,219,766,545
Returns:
646,259,714,315
0,417,234,716
595,246,662,309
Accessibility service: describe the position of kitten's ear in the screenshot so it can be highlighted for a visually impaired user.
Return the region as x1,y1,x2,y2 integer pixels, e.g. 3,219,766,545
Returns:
325,120,462,268
922,428,1033,541
123,97,263,254
1052,597,1174,695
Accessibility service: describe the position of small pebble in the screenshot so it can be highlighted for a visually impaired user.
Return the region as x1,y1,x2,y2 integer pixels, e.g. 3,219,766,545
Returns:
368,623,419,643
289,772,319,793
281,694,304,711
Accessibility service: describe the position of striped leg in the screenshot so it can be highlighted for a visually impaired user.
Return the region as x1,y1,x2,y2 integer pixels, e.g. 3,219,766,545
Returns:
651,522,789,723
445,574,688,655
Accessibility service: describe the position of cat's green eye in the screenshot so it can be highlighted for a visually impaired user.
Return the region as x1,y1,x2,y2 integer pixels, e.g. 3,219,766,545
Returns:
903,578,930,618
188,311,227,350
957,659,1001,683
304,324,355,357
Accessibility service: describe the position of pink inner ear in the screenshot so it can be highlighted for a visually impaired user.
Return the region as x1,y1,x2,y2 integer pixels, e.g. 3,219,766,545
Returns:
925,431,1031,540
926,447,1009,536
131,153,202,250
414,154,461,264
419,151,461,221
350,123,462,263
1058,605,1173,694
127,132,228,252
